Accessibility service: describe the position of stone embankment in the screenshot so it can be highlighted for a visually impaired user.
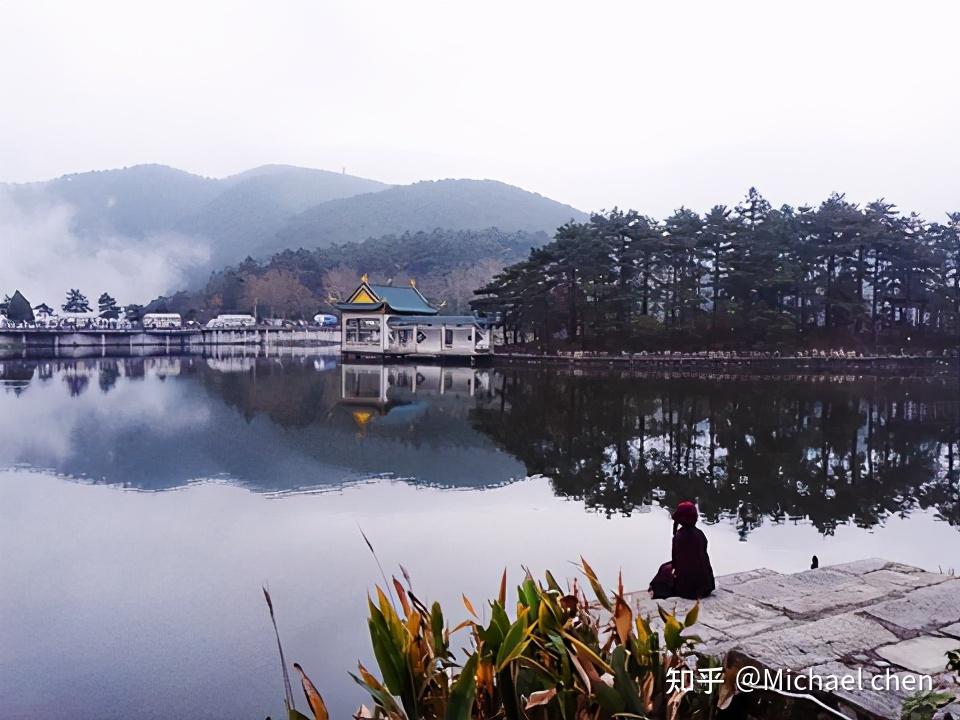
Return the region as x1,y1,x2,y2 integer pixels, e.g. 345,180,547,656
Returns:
617,559,960,719
498,351,959,375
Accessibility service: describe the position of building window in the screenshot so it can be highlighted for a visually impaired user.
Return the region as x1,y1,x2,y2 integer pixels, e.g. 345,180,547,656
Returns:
444,328,454,346
346,318,380,345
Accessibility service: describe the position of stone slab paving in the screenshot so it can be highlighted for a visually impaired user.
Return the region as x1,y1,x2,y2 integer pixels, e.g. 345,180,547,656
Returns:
942,623,960,640
804,661,930,720
865,581,960,632
877,636,960,675
618,558,960,719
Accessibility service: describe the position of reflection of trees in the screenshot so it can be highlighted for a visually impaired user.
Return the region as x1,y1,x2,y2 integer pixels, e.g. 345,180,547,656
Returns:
98,360,121,393
63,368,90,397
201,359,341,427
471,370,960,535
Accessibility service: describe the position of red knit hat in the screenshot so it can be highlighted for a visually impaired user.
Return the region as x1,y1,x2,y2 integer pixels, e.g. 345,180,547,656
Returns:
672,500,698,526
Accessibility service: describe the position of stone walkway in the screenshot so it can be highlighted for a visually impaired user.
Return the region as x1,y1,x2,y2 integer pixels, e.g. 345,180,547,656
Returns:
620,559,960,719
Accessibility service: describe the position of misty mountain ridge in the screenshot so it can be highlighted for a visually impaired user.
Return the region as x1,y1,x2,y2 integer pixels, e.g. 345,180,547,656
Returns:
269,178,586,257
2,164,586,283
175,165,389,267
3,164,222,239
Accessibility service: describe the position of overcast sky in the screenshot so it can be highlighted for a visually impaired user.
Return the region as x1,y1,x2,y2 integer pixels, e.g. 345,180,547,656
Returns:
1,0,958,218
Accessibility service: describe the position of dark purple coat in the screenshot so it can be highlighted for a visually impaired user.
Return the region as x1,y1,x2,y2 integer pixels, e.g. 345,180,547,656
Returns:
671,525,716,599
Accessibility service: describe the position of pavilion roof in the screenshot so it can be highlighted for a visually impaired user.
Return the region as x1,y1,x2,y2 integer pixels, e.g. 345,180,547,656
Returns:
334,281,438,315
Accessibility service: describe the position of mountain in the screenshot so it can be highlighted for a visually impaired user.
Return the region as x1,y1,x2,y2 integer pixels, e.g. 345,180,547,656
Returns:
4,164,222,238
268,179,586,255
176,165,388,267
3,165,586,296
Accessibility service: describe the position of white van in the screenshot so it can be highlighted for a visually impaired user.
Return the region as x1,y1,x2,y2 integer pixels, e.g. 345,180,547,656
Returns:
142,313,182,329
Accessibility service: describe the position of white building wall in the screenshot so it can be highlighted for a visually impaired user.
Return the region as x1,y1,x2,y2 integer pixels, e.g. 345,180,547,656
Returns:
339,312,491,357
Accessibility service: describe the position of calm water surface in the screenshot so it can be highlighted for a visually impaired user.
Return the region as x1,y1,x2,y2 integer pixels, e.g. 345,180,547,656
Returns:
1,352,958,719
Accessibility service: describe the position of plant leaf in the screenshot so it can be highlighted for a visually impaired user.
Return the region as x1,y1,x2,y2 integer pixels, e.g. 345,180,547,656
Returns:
580,557,613,612
495,618,530,671
525,688,557,709
614,596,632,646
445,653,479,720
263,587,296,712
293,663,329,720
393,577,411,617
663,617,683,652
462,594,479,619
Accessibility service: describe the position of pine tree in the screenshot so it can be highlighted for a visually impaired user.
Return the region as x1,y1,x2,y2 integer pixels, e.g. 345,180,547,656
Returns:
699,205,737,330
124,304,144,323
98,292,119,319
464,187,960,351
6,290,34,323
62,289,91,313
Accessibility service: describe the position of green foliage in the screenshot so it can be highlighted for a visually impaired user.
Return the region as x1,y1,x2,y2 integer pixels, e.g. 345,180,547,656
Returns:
147,228,549,320
901,689,955,720
280,562,735,720
474,190,960,352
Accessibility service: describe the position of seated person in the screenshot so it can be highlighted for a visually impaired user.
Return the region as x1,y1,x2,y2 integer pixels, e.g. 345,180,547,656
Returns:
649,500,716,600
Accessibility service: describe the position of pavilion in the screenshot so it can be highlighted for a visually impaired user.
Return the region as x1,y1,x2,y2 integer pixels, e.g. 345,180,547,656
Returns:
334,276,492,359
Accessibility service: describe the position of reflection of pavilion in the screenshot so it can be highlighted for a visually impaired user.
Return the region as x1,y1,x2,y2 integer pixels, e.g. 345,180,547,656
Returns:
338,363,492,432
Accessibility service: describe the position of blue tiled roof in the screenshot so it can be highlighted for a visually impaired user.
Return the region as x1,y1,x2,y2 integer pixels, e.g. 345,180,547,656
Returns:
368,285,438,315
334,282,439,315
388,315,489,327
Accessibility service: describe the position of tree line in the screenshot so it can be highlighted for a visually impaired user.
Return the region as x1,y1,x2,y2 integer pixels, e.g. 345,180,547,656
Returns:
1,288,141,323
147,227,546,320
471,189,960,352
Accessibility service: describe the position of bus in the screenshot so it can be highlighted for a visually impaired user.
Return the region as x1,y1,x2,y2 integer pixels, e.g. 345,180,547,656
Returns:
206,314,257,329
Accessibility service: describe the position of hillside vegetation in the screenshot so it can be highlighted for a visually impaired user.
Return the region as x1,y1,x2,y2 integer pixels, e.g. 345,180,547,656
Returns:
146,227,549,320
3,165,584,284
176,165,389,266
270,178,586,255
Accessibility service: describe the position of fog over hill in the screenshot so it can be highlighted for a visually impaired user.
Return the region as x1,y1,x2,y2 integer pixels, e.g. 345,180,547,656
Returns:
176,165,389,269
4,164,221,239
269,178,586,256
0,164,585,306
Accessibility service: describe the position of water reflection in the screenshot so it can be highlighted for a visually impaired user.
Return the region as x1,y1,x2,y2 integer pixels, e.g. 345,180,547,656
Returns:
1,354,957,535
0,354,522,491
473,369,960,535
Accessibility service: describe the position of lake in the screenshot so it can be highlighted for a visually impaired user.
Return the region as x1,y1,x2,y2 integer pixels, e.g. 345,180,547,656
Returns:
1,351,958,719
